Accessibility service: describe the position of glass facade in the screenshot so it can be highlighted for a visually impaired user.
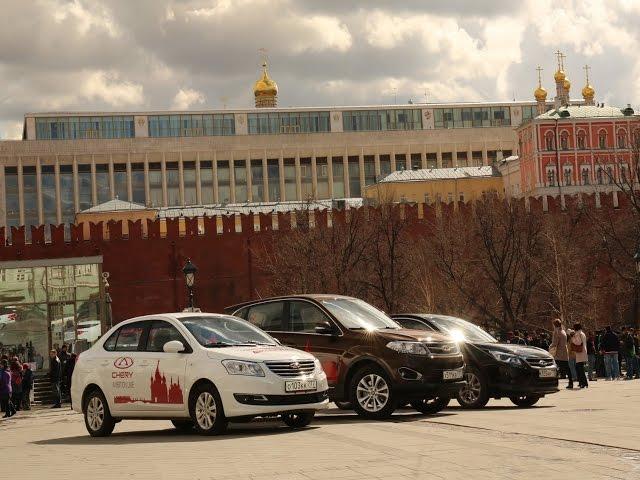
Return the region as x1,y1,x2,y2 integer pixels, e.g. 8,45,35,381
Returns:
183,161,197,205
131,163,145,205
148,162,163,207
78,164,92,211
114,163,128,201
41,165,57,226
95,164,110,204
380,155,391,178
364,156,376,185
166,162,180,206
247,111,330,134
5,167,19,233
284,159,297,201
199,160,214,204
332,157,345,198
316,157,329,199
23,166,38,236
434,106,510,129
234,161,248,203
300,158,312,200
267,159,280,202
0,262,103,366
35,116,135,140
343,109,422,131
59,165,75,225
217,161,231,204
148,114,235,137
348,157,361,197
250,160,264,202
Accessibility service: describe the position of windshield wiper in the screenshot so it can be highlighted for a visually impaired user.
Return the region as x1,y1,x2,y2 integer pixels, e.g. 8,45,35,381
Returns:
204,342,233,348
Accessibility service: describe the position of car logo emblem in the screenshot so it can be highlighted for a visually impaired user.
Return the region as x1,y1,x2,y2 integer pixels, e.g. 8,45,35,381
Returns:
442,345,452,352
114,357,134,369
290,362,301,370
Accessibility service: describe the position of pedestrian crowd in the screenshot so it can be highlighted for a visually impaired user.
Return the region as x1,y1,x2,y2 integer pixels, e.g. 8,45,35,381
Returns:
497,322,640,386
0,343,76,418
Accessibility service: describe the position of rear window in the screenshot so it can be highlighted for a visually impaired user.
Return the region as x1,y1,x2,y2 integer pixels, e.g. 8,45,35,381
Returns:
103,322,147,351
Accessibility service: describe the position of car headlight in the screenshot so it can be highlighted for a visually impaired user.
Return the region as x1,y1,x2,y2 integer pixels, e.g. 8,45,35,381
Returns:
386,341,430,355
489,350,523,366
313,357,323,372
222,360,265,377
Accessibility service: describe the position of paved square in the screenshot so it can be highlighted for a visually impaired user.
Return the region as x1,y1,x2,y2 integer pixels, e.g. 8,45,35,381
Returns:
3,380,639,480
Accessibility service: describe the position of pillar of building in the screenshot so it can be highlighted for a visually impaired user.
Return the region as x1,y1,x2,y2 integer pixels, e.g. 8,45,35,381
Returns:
327,155,334,198
54,159,61,223
144,154,150,206
262,150,269,203
295,151,302,201
161,152,168,207
195,152,202,205
390,146,396,172
229,151,236,204
359,149,365,195
245,150,253,203
72,155,79,213
437,147,443,169
91,155,97,206
212,151,219,204
108,154,115,200
278,151,285,202
343,148,350,198
421,145,427,169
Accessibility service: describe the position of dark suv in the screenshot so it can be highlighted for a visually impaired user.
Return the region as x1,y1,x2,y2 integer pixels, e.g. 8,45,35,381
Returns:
225,295,465,419
392,314,559,408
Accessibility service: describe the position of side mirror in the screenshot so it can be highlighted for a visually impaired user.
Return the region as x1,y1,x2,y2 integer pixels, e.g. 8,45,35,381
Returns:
315,321,337,336
163,340,185,353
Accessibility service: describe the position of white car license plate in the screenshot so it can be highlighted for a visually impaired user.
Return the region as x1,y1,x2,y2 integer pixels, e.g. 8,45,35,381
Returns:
539,368,557,378
285,380,317,393
443,369,464,380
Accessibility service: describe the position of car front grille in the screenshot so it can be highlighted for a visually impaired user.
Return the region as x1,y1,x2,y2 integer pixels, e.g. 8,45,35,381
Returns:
425,342,460,355
524,357,555,368
265,360,316,377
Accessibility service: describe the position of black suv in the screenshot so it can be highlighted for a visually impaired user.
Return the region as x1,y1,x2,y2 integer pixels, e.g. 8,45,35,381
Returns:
226,295,465,419
392,314,559,408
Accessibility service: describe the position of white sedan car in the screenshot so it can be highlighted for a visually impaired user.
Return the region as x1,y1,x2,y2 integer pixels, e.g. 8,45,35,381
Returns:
71,312,329,436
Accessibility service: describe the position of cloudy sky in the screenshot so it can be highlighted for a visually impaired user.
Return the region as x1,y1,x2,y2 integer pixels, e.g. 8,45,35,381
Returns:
1,0,640,139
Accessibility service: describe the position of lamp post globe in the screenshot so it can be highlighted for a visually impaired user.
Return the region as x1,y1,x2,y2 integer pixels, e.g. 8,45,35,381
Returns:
182,259,198,309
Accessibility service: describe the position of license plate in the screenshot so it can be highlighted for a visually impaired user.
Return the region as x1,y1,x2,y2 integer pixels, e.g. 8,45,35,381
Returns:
443,369,464,380
539,368,557,378
285,379,317,393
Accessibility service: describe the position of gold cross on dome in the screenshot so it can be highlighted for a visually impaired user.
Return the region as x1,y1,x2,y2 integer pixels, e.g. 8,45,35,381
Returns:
584,64,591,84
536,66,543,87
555,50,563,69
258,48,268,65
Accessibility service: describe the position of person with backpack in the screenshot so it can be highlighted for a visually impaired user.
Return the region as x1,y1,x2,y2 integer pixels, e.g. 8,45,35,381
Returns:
9,357,23,411
571,323,589,388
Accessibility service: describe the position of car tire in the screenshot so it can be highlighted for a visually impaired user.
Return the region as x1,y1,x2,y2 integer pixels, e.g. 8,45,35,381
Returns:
83,389,116,437
189,383,228,436
509,395,540,407
350,365,397,419
171,419,194,431
456,367,489,409
411,396,450,415
334,401,352,410
282,412,315,428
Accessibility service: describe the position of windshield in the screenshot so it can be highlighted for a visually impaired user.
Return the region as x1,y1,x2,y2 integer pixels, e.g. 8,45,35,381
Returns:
426,316,497,343
320,298,401,330
180,315,277,347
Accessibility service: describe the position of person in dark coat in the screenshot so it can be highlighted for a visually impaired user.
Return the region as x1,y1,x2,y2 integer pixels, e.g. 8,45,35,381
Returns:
49,350,62,408
601,326,620,380
58,344,70,395
0,359,15,417
21,363,33,410
9,357,23,411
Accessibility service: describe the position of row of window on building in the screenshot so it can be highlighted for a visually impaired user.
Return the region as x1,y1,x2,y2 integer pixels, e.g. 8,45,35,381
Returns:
3,150,508,231
545,164,628,187
32,106,534,140
543,128,640,151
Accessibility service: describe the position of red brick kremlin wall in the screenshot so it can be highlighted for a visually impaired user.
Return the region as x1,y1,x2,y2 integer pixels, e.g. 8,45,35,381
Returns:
0,193,627,323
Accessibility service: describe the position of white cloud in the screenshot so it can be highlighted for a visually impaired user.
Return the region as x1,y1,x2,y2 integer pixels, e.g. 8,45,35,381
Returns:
171,88,206,110
0,121,22,140
81,71,144,107
51,0,120,37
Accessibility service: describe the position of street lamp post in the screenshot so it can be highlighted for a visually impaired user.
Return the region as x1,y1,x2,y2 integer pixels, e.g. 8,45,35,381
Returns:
182,259,198,312
634,250,640,328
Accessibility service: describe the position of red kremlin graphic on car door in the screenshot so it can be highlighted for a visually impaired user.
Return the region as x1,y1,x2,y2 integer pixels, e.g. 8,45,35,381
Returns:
114,361,183,404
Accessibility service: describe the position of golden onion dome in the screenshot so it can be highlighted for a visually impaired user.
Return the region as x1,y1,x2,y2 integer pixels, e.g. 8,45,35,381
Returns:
563,78,571,91
534,85,547,101
582,84,595,99
554,69,566,82
253,62,278,97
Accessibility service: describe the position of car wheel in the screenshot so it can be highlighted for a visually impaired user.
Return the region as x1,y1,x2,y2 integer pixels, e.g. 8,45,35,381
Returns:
83,389,115,437
351,365,396,419
282,412,315,428
171,419,194,431
189,383,228,435
509,395,540,407
456,367,489,409
334,401,352,410
411,396,450,414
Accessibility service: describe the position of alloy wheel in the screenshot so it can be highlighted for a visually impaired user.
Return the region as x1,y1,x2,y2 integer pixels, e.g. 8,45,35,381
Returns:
195,391,217,430
356,373,390,412
87,396,105,432
459,372,482,404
